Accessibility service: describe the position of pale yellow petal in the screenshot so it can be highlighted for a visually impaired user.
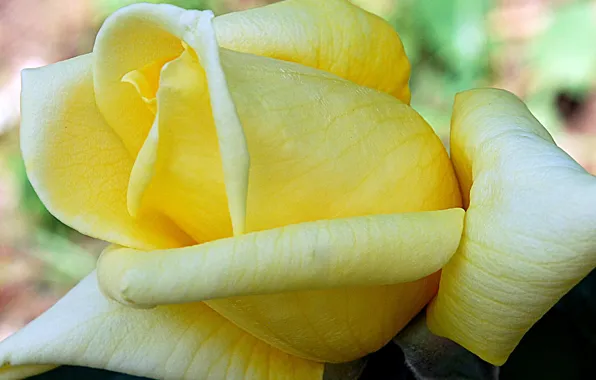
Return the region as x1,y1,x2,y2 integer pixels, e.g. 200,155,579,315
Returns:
220,50,461,232
427,88,596,366
214,0,411,103
125,48,233,242
0,272,323,380
181,11,249,236
20,54,191,250
183,12,250,235
98,209,463,305
207,276,441,363
93,3,186,155
126,120,160,218
98,5,247,239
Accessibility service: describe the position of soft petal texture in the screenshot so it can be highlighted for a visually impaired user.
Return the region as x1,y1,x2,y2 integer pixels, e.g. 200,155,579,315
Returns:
93,3,447,242
35,2,461,366
124,9,248,240
93,4,186,155
0,273,323,380
222,50,461,233
214,0,411,103
184,12,249,235
119,40,460,362
206,276,441,363
427,88,596,365
20,53,191,250
98,209,464,305
121,58,169,114
125,47,231,242
215,53,459,361
107,44,462,361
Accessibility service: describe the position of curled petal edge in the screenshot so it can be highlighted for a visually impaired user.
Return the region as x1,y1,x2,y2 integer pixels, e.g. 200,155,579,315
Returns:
98,209,464,307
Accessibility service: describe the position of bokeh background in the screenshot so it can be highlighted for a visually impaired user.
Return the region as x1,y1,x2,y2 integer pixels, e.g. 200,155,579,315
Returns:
1,0,596,367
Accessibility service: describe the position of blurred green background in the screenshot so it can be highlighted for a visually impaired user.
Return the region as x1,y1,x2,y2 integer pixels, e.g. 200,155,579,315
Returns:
1,0,596,341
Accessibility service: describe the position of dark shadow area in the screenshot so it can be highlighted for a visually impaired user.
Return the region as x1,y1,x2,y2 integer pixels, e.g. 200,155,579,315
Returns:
28,366,150,380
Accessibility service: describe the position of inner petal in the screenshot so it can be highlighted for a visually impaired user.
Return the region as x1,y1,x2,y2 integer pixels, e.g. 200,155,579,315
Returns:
122,57,173,114
125,45,232,243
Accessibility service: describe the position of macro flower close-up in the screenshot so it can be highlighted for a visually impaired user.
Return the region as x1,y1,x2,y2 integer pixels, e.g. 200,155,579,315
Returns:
0,0,595,379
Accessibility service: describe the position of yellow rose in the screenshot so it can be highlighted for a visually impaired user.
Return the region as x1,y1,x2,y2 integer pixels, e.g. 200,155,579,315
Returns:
0,1,463,378
1,0,595,378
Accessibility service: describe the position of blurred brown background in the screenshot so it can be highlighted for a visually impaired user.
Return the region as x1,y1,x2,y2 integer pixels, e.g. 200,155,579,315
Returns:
1,0,596,342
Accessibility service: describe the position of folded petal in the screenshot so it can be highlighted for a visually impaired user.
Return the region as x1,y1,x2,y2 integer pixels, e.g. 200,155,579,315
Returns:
0,272,323,380
93,4,186,155
20,54,191,250
98,210,462,362
427,88,596,365
98,209,463,305
126,10,247,241
214,0,411,103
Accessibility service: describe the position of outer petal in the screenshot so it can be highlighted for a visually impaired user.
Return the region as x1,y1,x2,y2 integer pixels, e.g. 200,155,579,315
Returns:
20,54,191,250
98,209,464,305
0,272,323,380
214,0,411,103
206,277,441,363
427,88,596,365
220,49,461,233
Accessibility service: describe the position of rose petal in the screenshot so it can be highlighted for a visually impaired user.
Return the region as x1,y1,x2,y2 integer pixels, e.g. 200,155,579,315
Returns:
95,5,249,238
0,272,323,379
216,48,461,233
98,209,463,362
427,88,596,365
93,4,186,155
98,209,463,304
20,54,191,250
125,12,247,241
214,0,411,103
